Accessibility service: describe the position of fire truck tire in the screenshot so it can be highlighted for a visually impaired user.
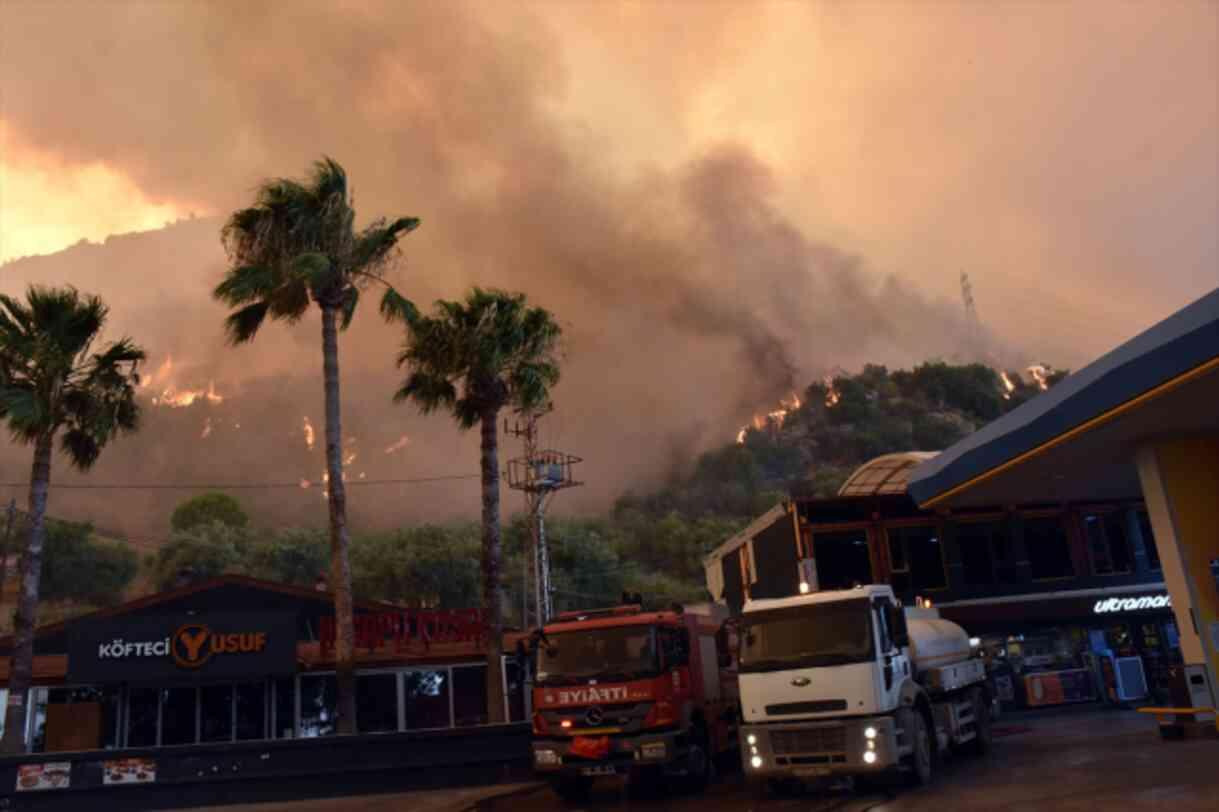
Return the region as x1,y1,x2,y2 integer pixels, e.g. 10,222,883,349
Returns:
904,709,934,787
682,725,712,793
969,687,993,756
551,776,592,803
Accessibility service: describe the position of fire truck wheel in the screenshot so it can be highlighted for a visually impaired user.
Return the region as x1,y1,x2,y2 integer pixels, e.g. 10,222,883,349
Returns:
551,776,592,803
969,687,993,756
682,726,712,793
904,710,934,787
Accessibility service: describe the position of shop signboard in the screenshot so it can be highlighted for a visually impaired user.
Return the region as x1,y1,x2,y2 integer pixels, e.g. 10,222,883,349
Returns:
103,758,156,785
15,763,71,792
68,611,296,683
1093,593,1171,614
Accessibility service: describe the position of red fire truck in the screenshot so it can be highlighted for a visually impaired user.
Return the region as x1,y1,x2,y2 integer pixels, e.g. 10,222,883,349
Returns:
529,601,739,800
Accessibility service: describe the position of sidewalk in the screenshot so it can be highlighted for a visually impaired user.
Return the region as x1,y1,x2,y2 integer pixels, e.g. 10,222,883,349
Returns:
167,781,545,812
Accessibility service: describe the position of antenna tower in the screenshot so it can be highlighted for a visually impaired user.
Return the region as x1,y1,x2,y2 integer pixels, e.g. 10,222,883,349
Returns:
506,404,582,626
960,272,982,355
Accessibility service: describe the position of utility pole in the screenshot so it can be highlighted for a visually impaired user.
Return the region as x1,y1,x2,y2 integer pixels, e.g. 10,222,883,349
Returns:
0,500,16,612
507,404,582,627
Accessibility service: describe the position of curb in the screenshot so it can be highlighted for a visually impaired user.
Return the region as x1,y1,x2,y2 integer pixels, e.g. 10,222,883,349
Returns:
458,782,547,812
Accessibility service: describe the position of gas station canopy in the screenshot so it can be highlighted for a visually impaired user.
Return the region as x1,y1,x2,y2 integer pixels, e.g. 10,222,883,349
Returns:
909,288,1219,509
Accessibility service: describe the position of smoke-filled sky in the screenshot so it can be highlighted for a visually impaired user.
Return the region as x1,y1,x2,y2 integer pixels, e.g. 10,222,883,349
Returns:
0,1,1216,539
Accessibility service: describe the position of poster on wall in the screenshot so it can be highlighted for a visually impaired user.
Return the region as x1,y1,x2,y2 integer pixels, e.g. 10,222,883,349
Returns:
994,674,1015,703
15,763,71,791
102,758,156,785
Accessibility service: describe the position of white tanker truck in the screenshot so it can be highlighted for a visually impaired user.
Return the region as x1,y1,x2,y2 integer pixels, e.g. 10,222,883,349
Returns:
736,584,992,794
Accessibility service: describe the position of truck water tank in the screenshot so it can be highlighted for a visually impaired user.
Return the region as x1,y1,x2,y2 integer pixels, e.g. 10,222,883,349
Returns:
905,611,972,671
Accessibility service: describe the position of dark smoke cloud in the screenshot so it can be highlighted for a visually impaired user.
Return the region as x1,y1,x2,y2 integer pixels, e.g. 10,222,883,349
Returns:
0,1,1068,538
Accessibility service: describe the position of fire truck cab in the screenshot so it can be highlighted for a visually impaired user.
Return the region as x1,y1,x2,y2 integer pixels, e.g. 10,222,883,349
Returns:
530,601,739,800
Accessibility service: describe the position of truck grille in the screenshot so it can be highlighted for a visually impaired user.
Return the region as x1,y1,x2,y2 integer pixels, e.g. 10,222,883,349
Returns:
769,725,846,755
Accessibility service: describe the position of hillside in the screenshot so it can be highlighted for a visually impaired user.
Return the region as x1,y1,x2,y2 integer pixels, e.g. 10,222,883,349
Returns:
615,361,1067,520
15,360,1067,622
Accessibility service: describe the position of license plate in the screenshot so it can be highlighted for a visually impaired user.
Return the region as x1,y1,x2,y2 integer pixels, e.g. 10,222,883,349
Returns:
580,765,618,777
793,766,832,777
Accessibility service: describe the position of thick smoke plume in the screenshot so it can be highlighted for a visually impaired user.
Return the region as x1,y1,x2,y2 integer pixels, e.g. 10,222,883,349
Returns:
8,1,1201,538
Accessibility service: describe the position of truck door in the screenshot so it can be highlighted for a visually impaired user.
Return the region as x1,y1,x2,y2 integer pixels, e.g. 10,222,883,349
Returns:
872,597,906,710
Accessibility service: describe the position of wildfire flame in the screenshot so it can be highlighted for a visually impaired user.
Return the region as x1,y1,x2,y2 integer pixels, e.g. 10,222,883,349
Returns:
736,392,804,443
999,371,1015,400
141,355,225,408
302,417,316,451
384,435,410,454
200,417,213,439
824,376,841,407
1027,364,1049,391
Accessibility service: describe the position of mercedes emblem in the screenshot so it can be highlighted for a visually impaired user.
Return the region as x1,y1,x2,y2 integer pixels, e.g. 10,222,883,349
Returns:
791,676,811,687
585,706,604,726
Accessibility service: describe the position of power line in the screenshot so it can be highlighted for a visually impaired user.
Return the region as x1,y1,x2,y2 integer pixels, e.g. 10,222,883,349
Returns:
0,474,480,491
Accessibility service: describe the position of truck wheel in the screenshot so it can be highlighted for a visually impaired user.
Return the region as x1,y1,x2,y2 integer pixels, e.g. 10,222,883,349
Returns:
551,776,592,803
905,710,934,787
970,688,993,756
682,727,712,793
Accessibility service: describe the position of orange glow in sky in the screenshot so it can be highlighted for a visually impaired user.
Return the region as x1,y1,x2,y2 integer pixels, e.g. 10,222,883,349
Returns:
0,136,195,263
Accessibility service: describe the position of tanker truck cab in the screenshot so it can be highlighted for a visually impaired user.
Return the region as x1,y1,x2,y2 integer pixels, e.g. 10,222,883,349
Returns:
738,585,992,793
530,603,739,801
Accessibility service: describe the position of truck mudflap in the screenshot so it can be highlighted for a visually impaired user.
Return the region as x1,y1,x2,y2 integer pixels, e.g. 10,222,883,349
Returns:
533,731,687,778
740,715,904,781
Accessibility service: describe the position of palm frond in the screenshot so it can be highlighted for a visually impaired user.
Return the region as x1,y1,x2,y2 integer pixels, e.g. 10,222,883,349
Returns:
222,301,272,345
340,287,359,329
213,265,277,306
379,287,419,326
393,372,457,412
60,427,102,471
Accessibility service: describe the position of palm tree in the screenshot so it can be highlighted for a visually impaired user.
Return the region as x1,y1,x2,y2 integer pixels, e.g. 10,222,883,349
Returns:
0,286,144,754
395,288,561,722
214,157,419,735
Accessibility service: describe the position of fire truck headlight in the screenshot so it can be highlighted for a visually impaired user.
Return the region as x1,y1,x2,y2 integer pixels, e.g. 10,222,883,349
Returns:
750,755,764,769
747,734,757,745
865,726,877,740
863,750,877,765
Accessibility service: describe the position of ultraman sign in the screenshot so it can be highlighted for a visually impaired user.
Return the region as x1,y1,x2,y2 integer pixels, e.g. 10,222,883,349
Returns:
1093,593,1172,614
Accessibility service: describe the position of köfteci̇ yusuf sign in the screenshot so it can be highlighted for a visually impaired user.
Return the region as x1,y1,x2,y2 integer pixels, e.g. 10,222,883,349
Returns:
68,611,296,683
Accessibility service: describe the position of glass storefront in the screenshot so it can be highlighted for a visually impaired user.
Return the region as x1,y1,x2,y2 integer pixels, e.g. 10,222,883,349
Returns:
976,615,1182,709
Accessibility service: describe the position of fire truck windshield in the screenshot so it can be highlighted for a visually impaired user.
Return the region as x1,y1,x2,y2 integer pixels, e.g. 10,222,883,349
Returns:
536,625,659,685
738,598,875,673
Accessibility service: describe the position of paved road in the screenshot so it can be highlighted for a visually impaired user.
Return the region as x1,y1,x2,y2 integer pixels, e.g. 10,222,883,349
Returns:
477,709,1219,812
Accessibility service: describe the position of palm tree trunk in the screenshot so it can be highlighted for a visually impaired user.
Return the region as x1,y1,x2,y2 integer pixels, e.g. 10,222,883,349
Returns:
0,434,53,755
320,305,357,736
480,409,506,724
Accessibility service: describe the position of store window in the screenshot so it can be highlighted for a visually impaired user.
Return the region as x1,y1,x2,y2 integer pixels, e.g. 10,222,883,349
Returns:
811,528,872,590
126,687,159,747
200,684,234,743
505,660,527,723
356,673,399,734
1024,516,1075,580
273,678,296,739
453,665,488,727
299,675,337,738
235,682,267,741
956,522,997,586
886,525,946,596
404,669,451,729
27,688,48,752
161,686,198,746
1084,513,1132,575
1136,510,1161,570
